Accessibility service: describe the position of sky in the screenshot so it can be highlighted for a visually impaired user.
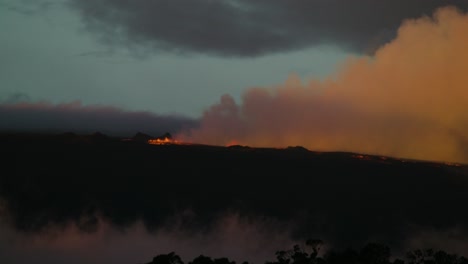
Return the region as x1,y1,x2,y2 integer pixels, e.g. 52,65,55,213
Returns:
0,0,349,117
2,0,468,164
2,1,468,264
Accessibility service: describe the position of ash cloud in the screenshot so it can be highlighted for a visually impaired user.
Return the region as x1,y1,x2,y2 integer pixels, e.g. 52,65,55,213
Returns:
178,6,468,164
68,0,468,57
0,100,198,137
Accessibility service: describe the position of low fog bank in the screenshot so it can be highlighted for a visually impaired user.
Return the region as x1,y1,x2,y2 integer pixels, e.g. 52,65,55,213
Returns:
0,213,296,264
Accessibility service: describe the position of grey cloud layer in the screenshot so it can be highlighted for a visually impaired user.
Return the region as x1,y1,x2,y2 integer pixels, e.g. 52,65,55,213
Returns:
68,0,468,56
0,101,198,136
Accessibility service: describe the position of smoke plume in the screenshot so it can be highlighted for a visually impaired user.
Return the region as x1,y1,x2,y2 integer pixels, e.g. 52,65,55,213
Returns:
178,6,468,164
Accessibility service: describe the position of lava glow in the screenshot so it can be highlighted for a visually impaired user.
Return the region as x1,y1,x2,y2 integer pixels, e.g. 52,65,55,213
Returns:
148,137,181,145
225,139,240,147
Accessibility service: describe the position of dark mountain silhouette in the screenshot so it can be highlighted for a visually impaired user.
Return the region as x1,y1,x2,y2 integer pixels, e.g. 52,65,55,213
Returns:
0,132,467,254
157,132,172,139
132,132,154,143
131,131,172,143
85,131,114,143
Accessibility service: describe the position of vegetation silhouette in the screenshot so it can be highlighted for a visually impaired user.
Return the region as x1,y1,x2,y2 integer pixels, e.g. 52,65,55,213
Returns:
141,240,468,264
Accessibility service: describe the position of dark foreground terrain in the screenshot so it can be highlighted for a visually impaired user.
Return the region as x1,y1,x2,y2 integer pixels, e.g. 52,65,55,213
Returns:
1,132,468,257
140,240,468,264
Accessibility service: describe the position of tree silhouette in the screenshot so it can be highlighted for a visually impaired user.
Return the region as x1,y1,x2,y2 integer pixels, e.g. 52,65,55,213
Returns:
140,240,468,264
190,255,214,264
358,243,391,264
144,252,184,264
266,239,325,264
189,255,236,264
406,248,468,264
324,247,359,264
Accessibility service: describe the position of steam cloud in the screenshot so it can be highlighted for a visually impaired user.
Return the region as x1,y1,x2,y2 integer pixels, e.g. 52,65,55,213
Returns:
69,0,468,56
178,6,468,164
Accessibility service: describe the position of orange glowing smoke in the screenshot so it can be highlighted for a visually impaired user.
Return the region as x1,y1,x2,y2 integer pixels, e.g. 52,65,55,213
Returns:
177,6,468,164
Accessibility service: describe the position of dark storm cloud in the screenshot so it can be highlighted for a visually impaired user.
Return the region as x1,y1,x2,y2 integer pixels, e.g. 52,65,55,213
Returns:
68,0,468,56
0,101,198,137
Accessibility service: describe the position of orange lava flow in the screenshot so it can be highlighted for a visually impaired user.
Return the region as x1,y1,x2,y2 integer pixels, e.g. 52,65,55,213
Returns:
148,137,181,145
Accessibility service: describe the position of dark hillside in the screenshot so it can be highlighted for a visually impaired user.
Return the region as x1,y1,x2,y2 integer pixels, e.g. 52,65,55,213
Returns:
0,132,467,251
